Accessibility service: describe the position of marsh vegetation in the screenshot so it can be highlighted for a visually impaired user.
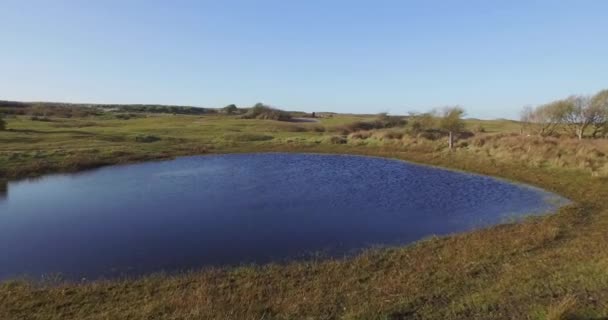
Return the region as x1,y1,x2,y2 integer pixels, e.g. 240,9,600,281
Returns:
1,95,608,319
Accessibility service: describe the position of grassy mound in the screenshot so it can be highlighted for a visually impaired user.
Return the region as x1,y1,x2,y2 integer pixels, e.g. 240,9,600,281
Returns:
240,104,292,121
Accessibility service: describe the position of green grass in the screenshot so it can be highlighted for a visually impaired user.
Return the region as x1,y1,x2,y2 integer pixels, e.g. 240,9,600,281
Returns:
1,113,608,319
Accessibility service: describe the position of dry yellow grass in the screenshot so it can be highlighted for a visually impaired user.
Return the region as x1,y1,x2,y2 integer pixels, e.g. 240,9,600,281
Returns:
546,295,577,320
1,114,608,319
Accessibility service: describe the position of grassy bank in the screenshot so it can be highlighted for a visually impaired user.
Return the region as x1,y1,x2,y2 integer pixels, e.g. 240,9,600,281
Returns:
2,113,606,180
1,114,608,319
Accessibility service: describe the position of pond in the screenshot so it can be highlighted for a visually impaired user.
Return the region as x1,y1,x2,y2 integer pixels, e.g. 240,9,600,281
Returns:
0,153,567,281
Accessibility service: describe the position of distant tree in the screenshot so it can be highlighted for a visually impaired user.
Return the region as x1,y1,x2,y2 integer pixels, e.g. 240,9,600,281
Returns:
561,95,604,140
408,111,436,134
519,105,535,135
222,104,238,115
375,112,407,128
438,106,465,149
32,105,47,117
590,89,608,138
521,92,608,139
0,113,5,130
522,101,567,137
241,103,292,121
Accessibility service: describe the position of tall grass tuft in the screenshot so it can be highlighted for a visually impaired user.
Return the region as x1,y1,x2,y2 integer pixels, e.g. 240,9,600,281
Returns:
546,295,577,320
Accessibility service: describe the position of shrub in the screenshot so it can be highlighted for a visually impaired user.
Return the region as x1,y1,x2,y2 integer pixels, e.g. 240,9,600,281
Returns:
311,125,326,132
457,141,469,148
439,106,466,149
134,134,161,143
379,130,403,140
471,136,487,147
99,135,127,142
30,116,52,121
115,113,140,120
337,121,376,134
336,114,407,135
328,135,347,144
458,131,475,139
376,113,407,128
241,103,292,121
595,163,608,177
417,129,445,141
221,104,238,115
407,112,436,133
349,131,372,140
223,133,274,142
0,114,5,130
337,121,383,134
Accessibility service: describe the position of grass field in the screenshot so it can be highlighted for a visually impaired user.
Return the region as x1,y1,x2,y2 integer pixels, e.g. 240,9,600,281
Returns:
1,113,608,319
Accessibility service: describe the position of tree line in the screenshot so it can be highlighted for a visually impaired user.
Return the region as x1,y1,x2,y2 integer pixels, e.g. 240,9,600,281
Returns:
520,89,608,139
337,107,467,150
402,107,467,149
0,100,214,116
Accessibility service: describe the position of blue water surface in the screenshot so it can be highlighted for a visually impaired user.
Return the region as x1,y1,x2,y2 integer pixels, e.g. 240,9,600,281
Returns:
0,153,567,280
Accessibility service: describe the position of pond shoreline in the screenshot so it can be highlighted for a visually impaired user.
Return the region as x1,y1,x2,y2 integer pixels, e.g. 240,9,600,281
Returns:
0,143,576,195
1,153,568,281
2,144,607,319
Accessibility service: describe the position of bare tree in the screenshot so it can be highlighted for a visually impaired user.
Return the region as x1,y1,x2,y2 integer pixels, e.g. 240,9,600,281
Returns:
438,106,465,149
590,90,608,138
521,89,608,139
525,101,568,137
562,95,603,140
520,105,535,135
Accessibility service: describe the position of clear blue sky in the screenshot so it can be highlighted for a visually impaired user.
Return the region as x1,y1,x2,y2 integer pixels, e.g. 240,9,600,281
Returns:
1,0,607,119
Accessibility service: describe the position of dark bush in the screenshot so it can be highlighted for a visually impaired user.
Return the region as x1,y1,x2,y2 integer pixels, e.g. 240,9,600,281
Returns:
134,134,161,143
376,113,407,128
380,130,404,140
240,103,292,121
312,125,326,132
458,131,475,139
30,116,52,122
336,114,407,134
345,121,379,132
329,136,347,144
417,129,445,140
474,125,486,133
221,104,238,115
349,131,372,139
407,112,436,134
115,113,141,120
223,133,274,142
